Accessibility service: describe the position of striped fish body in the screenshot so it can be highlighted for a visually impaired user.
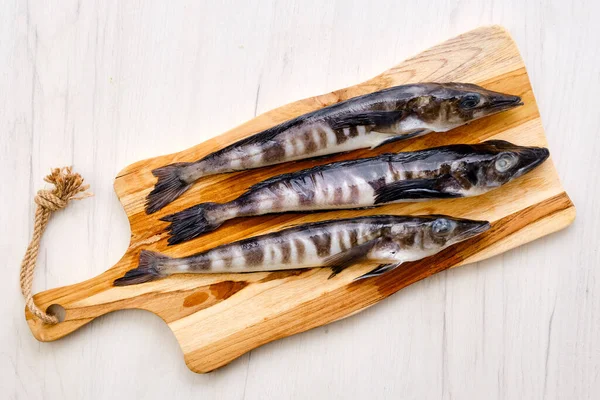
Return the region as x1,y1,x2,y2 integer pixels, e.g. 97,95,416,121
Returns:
162,141,549,245
183,122,392,180
232,141,551,215
146,83,523,213
229,153,447,215
224,157,392,217
163,218,390,274
114,215,491,286
179,99,418,182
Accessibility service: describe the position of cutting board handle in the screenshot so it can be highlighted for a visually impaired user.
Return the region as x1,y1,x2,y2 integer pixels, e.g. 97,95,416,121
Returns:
26,252,262,342
25,265,136,341
19,166,124,340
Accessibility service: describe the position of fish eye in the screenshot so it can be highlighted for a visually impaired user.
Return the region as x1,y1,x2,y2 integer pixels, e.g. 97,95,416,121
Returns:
459,94,481,109
495,153,517,172
432,219,452,235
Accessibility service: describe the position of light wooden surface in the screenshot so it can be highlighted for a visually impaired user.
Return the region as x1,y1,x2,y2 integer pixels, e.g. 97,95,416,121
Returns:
23,24,575,374
2,1,599,399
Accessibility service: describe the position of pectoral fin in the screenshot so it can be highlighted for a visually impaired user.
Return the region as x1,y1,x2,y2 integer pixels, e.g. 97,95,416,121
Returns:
373,174,463,204
371,129,428,149
325,238,383,279
329,111,404,130
354,262,403,281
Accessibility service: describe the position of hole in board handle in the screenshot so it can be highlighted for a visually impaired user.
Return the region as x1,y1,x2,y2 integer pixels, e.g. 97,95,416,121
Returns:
46,304,66,323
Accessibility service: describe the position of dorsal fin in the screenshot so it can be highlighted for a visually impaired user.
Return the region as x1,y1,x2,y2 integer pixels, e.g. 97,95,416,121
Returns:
210,117,306,157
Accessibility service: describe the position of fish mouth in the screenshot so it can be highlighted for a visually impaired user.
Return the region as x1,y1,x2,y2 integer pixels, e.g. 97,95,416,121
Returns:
488,95,524,111
456,220,491,241
514,147,550,178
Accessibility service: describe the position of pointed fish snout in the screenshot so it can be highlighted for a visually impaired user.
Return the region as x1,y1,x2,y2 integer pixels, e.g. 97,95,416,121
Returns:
518,147,550,176
535,147,551,160
471,220,492,235
464,220,491,237
490,94,523,109
454,220,491,242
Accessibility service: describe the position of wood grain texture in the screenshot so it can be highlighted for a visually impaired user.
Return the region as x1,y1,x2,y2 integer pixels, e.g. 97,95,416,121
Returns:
23,25,575,373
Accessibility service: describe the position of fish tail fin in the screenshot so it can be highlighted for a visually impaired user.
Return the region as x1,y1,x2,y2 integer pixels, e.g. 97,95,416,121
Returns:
145,162,194,214
113,250,169,286
162,202,223,245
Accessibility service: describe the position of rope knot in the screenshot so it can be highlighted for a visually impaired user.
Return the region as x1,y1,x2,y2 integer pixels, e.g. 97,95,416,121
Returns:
21,166,92,324
35,190,68,211
33,167,92,211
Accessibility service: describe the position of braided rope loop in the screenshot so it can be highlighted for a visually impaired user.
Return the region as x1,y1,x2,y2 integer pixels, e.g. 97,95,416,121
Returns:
20,167,92,324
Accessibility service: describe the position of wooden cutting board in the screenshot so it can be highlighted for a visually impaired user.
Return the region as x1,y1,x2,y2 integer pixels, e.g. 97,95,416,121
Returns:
26,25,575,373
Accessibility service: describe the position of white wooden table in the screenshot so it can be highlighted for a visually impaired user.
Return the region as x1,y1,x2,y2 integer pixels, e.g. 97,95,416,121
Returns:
2,1,599,399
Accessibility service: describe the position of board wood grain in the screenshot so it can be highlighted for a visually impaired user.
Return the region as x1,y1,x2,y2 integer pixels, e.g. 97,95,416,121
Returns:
25,25,575,373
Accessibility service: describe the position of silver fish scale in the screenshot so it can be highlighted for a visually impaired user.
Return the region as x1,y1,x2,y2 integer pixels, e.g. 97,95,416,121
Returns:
180,220,387,273
226,158,450,223
258,123,376,165
192,118,394,178
238,159,395,216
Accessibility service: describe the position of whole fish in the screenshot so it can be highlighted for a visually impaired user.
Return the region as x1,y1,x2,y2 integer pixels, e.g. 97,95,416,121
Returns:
163,140,548,244
114,215,490,286
146,83,523,213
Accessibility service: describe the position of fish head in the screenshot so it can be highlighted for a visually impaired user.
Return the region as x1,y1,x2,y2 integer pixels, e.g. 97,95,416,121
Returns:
420,215,491,250
380,216,490,260
409,83,523,131
470,140,550,186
